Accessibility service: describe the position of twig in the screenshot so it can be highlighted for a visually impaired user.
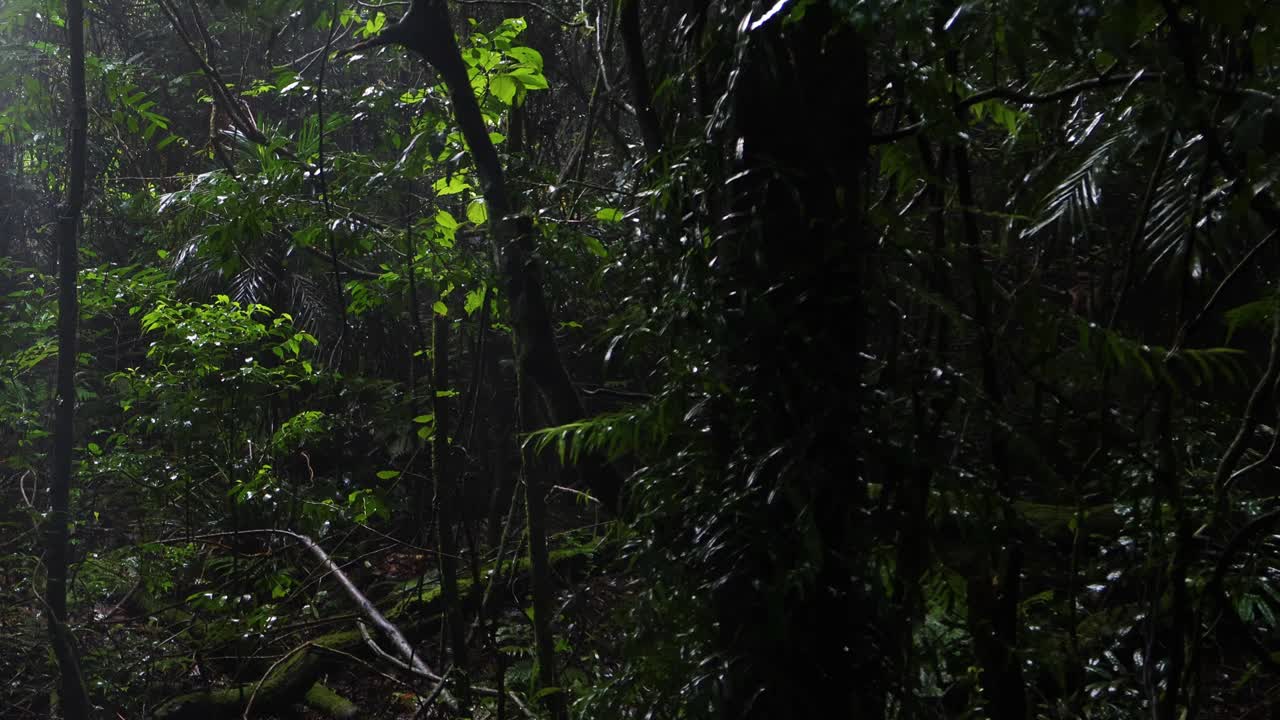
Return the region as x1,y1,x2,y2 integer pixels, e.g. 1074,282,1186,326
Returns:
1211,294,1280,512
17,470,35,508
454,0,584,27
413,666,455,717
171,530,441,679
1109,127,1174,329
358,622,536,717
1169,229,1279,353
242,641,314,720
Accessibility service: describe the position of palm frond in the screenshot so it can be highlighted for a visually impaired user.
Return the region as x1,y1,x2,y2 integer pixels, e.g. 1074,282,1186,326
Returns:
1022,132,1123,245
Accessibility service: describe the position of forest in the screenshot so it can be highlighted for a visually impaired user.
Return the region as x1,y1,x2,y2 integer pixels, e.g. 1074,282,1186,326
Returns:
2,0,1280,717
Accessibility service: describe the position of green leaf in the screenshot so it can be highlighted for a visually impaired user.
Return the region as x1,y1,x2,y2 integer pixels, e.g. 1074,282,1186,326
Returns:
505,46,544,71
489,74,518,105
583,236,608,258
464,286,486,316
436,210,459,230
595,208,623,223
362,11,386,38
509,67,549,90
433,175,470,196
376,470,400,480
433,300,448,316
533,687,564,700
466,198,488,225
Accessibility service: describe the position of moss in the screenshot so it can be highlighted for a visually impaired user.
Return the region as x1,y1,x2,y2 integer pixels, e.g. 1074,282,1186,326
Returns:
313,628,363,649
390,539,600,616
304,682,359,719
152,644,321,719
154,539,608,718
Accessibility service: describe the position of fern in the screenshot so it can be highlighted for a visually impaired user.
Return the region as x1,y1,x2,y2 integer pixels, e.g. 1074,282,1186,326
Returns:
525,395,679,465
1074,319,1247,388
1022,133,1122,242
1140,135,1214,285
1224,295,1280,344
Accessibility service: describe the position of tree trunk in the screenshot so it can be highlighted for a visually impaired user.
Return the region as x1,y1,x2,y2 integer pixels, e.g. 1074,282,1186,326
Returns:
352,0,623,514
618,0,663,157
432,309,472,710
518,388,568,720
47,0,93,714
714,4,880,716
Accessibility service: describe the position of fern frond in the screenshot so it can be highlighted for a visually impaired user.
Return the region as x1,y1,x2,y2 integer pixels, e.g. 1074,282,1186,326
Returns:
1022,133,1122,243
1074,318,1248,389
1224,295,1280,344
525,396,679,465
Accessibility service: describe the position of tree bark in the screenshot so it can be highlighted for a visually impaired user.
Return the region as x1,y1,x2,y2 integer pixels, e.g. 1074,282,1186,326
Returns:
47,0,93,714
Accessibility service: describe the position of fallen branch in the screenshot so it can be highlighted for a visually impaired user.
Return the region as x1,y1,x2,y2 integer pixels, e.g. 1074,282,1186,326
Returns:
170,530,442,681
359,622,537,718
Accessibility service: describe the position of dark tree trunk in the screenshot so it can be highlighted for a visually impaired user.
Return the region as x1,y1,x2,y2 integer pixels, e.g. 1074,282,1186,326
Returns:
432,310,472,709
619,0,663,157
47,0,93,715
712,4,882,717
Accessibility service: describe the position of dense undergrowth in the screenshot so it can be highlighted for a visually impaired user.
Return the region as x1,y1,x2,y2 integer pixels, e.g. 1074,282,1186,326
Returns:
5,0,1280,718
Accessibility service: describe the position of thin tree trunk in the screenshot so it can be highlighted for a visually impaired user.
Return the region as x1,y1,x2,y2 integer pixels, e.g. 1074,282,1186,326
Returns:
346,0,623,514
940,12,1026,713
518,387,568,720
346,8,608,714
618,0,662,157
47,0,92,715
432,309,472,710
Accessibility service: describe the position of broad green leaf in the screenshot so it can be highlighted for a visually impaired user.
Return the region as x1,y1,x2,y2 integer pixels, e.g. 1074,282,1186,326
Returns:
464,286,486,316
509,67,549,90
433,175,470,196
436,210,459,230
505,46,543,71
490,74,518,105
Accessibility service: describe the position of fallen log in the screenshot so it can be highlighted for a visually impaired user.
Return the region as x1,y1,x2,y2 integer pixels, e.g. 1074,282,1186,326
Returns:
151,534,600,718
